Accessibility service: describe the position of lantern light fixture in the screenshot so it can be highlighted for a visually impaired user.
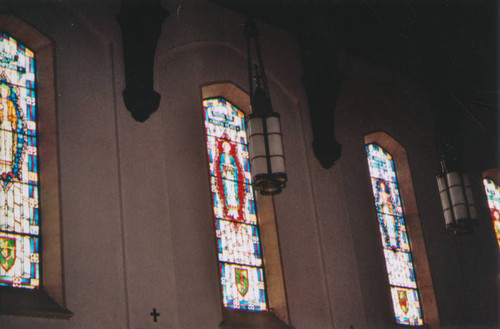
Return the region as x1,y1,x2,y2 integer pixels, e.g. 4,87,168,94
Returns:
244,19,287,195
436,159,477,234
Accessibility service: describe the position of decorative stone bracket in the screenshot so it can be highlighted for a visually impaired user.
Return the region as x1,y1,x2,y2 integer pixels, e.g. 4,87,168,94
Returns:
299,32,342,169
117,0,168,122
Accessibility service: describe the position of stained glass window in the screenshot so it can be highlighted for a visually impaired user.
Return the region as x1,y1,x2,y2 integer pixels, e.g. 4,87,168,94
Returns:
203,97,267,311
0,33,40,289
366,143,423,326
483,177,500,248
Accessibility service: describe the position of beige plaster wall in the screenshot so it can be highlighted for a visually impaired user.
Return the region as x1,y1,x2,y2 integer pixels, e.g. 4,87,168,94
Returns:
0,1,345,328
3,1,496,329
335,53,442,329
155,2,337,327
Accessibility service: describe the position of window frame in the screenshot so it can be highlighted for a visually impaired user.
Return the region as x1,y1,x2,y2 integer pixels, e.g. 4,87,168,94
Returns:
0,14,71,319
203,96,269,311
201,83,290,328
364,131,439,328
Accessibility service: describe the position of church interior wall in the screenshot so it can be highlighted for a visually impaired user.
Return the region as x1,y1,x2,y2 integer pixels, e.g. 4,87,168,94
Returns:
334,55,435,328
0,1,497,329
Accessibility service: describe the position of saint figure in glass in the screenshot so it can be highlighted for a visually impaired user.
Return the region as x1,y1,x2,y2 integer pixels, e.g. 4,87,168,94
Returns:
204,97,267,311
366,143,423,326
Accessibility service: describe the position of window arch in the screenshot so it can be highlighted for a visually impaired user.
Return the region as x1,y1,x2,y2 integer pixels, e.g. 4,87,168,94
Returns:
0,31,39,290
365,143,423,325
203,97,267,311
201,83,290,326
482,169,500,249
364,131,439,327
0,15,69,318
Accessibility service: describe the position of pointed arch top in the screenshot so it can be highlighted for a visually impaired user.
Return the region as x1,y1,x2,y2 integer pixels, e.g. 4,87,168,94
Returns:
0,15,52,51
364,130,440,328
482,168,500,182
0,14,70,318
365,131,405,158
201,82,251,115
201,81,290,327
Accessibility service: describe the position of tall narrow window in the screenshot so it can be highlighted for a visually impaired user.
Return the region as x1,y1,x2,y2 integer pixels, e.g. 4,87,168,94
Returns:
482,177,500,248
203,97,267,311
366,143,423,326
0,33,39,289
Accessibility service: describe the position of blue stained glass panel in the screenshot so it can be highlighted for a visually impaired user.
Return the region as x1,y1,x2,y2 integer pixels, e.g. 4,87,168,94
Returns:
376,213,410,252
383,249,417,288
0,33,40,289
210,177,257,225
216,219,262,267
204,98,247,145
204,97,267,311
366,143,423,326
206,136,251,185
371,178,403,217
483,178,500,249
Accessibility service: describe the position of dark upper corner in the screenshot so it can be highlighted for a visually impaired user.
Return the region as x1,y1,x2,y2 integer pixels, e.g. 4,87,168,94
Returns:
211,0,498,170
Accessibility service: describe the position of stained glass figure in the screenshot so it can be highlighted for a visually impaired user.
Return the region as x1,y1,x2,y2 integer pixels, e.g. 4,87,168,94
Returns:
483,177,500,248
0,33,39,289
204,98,267,311
366,143,423,326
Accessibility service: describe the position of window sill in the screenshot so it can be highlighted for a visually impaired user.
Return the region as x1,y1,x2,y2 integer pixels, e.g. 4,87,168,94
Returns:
0,287,72,319
220,309,292,329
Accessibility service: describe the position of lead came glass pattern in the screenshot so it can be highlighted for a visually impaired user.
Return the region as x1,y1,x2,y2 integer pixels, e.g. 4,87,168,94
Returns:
483,178,500,249
0,33,40,289
204,98,267,311
366,143,423,326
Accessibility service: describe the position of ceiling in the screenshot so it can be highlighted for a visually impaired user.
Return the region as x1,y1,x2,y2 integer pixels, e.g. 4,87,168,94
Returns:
213,0,498,169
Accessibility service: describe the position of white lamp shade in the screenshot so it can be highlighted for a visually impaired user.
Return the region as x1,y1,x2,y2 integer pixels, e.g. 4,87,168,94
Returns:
265,116,281,133
249,133,266,161
270,156,286,175
251,157,268,178
246,114,287,194
437,175,453,226
247,116,263,135
436,170,477,233
267,134,284,157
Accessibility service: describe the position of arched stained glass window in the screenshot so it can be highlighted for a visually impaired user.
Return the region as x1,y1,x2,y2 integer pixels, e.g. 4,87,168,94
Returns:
366,143,423,326
0,33,40,289
203,97,267,311
482,177,500,248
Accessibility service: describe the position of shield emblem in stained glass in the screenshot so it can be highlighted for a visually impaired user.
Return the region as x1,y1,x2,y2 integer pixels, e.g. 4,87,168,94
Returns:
0,75,27,191
0,236,16,272
398,289,409,314
235,268,249,297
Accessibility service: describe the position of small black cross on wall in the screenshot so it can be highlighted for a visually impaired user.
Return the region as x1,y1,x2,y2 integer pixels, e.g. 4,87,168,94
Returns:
150,308,160,322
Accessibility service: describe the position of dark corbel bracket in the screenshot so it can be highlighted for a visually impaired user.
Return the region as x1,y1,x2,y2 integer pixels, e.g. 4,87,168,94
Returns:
299,32,342,169
117,0,168,122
